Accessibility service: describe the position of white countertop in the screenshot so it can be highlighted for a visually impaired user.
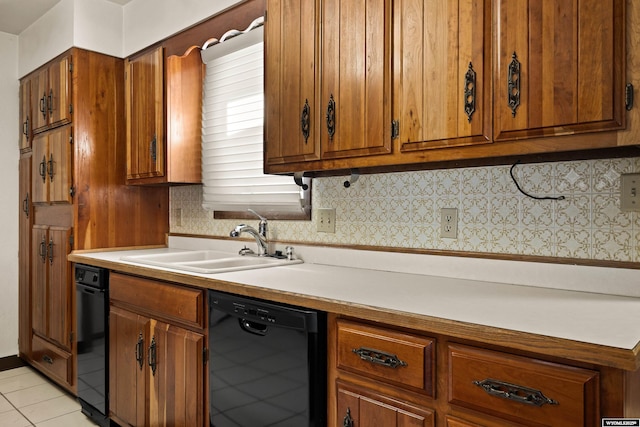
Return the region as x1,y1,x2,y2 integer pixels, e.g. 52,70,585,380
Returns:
70,237,640,357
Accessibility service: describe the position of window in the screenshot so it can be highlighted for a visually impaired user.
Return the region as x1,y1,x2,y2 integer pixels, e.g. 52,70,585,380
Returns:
200,19,311,218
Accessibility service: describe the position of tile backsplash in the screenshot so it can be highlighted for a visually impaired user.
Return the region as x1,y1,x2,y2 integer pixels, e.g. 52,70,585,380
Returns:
170,157,640,263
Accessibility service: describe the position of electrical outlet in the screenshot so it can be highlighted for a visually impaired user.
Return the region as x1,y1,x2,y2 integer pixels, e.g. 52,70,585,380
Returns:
440,208,458,239
620,173,640,212
317,208,336,233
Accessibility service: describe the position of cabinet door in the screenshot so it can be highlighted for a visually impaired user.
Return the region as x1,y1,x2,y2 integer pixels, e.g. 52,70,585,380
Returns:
31,225,48,338
265,0,320,165
148,320,205,427
32,68,49,133
320,0,392,159
18,155,32,358
48,126,73,204
395,0,490,151
494,0,624,141
32,134,48,204
47,226,72,350
47,55,72,128
126,47,165,180
19,80,31,150
110,307,150,427
337,381,434,427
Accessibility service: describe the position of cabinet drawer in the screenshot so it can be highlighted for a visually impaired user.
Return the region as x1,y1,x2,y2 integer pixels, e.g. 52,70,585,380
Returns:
337,319,435,395
31,335,72,386
448,344,599,426
110,273,204,328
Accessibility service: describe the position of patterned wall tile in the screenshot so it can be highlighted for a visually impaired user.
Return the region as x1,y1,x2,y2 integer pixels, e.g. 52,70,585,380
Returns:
169,157,640,263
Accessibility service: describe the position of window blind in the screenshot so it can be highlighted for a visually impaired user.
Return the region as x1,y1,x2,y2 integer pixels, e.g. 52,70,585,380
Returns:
200,21,310,214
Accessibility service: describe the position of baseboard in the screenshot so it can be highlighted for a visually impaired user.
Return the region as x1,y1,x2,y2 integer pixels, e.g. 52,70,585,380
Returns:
0,355,26,372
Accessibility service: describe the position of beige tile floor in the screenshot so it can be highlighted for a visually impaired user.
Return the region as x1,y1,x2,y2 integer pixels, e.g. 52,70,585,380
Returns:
0,366,97,426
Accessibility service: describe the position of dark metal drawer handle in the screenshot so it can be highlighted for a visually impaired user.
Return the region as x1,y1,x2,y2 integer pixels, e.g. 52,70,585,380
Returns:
300,99,310,144
352,347,408,369
464,62,476,122
343,407,354,427
326,94,336,140
148,336,157,376
473,378,558,407
42,355,53,364
135,333,144,370
507,52,521,117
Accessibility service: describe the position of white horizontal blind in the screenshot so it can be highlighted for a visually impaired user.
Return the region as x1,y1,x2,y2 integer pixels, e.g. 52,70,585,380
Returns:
201,24,310,213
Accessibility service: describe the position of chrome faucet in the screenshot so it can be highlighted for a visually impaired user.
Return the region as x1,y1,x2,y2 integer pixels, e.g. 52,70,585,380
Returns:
229,210,269,256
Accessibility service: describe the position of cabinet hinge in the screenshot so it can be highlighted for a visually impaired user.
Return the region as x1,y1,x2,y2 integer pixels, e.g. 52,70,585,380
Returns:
69,104,73,115
69,61,73,73
626,83,634,111
391,120,399,139
69,234,74,248
203,347,208,364
69,186,75,198
70,331,74,343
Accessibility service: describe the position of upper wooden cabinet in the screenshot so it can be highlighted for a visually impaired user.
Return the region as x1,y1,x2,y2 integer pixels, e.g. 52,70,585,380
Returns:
395,0,491,152
265,0,320,165
32,126,73,205
493,0,625,141
265,0,392,172
125,46,203,185
32,55,72,134
265,0,631,174
19,80,32,151
320,0,392,160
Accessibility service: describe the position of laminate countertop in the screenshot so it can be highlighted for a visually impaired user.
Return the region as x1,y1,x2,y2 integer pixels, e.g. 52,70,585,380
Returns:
69,236,640,371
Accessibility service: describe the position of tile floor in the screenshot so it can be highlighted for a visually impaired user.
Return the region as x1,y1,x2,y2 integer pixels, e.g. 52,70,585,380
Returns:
0,366,97,426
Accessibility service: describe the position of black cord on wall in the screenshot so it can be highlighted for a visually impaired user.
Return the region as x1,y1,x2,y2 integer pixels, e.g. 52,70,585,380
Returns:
509,160,565,201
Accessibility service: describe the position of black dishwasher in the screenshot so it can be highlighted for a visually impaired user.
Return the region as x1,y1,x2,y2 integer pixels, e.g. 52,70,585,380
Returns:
75,264,110,427
208,290,326,427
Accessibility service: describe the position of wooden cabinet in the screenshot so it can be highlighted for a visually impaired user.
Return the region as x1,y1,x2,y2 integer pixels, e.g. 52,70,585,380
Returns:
32,55,72,134
394,0,491,152
31,125,72,205
109,273,206,427
493,0,625,141
19,80,32,151
264,0,320,164
266,0,631,174
18,155,32,359
125,45,203,185
31,225,73,351
330,317,436,426
337,381,435,427
265,0,392,172
448,344,599,426
18,48,169,393
329,314,639,426
30,223,73,389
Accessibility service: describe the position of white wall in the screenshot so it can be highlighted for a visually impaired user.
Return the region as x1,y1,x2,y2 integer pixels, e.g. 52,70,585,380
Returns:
122,0,241,56
0,31,19,358
18,0,122,77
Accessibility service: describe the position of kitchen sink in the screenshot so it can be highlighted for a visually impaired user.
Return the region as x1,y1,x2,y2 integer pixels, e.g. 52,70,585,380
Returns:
121,250,302,273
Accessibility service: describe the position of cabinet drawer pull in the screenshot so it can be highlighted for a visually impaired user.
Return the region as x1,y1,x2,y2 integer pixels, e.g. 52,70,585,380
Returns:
148,336,157,376
39,94,47,118
326,94,336,140
39,236,47,263
507,52,521,117
352,347,408,369
39,156,47,182
343,407,354,427
149,135,157,163
48,238,54,264
22,192,29,218
300,99,310,144
42,354,53,364
47,153,54,182
473,378,558,407
135,333,144,370
23,118,29,137
464,62,476,122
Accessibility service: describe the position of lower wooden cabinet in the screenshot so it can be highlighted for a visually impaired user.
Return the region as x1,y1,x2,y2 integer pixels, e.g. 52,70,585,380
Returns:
329,314,639,427
109,273,206,427
337,380,435,427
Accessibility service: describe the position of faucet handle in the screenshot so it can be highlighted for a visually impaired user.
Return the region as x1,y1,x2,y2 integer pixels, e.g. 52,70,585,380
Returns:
248,209,267,223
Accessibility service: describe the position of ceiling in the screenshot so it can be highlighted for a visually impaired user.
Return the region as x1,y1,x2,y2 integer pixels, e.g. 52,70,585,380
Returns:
0,0,131,35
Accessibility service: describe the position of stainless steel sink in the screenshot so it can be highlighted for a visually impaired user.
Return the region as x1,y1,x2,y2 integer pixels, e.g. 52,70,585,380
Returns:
121,250,302,273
